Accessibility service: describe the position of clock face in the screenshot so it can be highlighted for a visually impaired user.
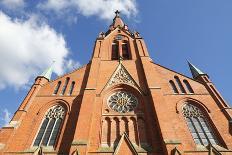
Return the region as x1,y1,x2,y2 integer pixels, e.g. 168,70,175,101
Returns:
107,91,138,113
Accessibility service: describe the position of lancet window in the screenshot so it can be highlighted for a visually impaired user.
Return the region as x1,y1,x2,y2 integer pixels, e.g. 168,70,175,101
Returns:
174,76,186,93
53,81,61,95
122,41,130,59
68,81,75,95
61,77,70,95
112,41,119,60
111,38,131,60
182,103,218,146
33,105,65,147
169,80,179,93
183,80,194,93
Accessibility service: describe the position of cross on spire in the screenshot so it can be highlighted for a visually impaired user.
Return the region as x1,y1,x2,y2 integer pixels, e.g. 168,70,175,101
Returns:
111,10,124,28
115,10,120,17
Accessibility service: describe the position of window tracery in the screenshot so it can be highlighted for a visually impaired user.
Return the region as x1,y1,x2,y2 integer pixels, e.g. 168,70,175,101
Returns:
107,91,138,113
33,105,65,147
182,104,218,146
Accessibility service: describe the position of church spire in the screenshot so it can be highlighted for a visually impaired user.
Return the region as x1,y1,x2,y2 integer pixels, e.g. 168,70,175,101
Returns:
40,62,54,81
187,61,205,78
111,10,125,29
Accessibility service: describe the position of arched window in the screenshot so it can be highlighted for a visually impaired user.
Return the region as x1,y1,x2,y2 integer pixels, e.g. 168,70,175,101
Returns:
112,41,119,60
182,104,218,146
68,81,75,95
174,76,186,93
33,105,65,147
122,41,130,59
53,81,61,95
183,80,194,93
169,80,179,93
61,77,70,95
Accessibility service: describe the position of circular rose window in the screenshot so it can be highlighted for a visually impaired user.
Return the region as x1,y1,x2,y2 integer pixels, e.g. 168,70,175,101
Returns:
107,91,138,113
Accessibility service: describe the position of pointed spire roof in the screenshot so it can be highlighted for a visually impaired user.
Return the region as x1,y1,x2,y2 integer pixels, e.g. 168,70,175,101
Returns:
187,61,205,78
40,62,54,81
111,10,125,28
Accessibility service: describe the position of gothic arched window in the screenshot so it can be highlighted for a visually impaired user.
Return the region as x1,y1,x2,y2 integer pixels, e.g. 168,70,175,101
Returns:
174,76,186,93
33,105,65,147
183,80,194,93
122,41,130,60
112,41,119,60
53,81,61,95
169,80,179,93
182,104,218,146
68,81,75,95
61,77,70,95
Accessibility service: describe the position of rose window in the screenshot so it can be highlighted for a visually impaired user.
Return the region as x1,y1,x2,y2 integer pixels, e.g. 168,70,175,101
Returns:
107,91,138,113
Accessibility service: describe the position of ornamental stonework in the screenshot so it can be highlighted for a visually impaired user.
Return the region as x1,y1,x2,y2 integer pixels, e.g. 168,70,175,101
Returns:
107,91,138,113
182,104,204,118
106,64,137,88
45,105,65,119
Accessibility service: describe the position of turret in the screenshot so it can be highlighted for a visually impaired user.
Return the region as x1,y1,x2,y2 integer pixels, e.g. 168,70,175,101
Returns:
10,64,54,124
188,61,232,130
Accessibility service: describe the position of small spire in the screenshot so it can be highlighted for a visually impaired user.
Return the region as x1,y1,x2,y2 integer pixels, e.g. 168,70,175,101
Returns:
187,61,205,78
111,10,124,28
40,61,55,81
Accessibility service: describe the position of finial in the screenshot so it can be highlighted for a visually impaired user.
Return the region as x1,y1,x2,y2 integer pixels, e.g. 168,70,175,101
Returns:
115,10,120,17
98,32,105,38
119,56,123,64
110,10,125,29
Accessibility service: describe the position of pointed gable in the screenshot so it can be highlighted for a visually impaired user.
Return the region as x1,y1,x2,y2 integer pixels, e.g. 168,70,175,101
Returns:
103,63,142,92
114,133,138,155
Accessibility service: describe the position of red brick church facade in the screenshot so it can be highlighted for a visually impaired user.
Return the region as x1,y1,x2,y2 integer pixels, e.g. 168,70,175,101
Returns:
0,11,232,155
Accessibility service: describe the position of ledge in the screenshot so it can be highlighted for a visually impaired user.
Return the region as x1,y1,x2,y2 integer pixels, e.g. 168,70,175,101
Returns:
97,146,114,152
164,139,181,145
163,93,210,96
72,140,88,146
23,146,56,153
149,87,161,89
84,88,96,90
3,121,20,129
184,145,232,153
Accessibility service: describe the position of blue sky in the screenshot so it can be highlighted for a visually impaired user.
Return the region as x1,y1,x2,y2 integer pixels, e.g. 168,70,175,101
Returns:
0,0,232,127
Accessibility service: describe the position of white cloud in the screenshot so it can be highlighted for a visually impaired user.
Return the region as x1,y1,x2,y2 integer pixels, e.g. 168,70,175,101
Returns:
38,0,138,20
0,0,25,9
0,12,79,90
0,109,11,126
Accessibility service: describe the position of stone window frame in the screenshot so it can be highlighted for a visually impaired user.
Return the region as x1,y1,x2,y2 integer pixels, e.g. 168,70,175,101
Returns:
182,103,219,146
107,91,138,113
33,105,65,147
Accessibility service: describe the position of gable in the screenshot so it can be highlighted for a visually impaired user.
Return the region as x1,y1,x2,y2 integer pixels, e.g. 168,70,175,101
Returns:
102,63,143,94
114,133,138,155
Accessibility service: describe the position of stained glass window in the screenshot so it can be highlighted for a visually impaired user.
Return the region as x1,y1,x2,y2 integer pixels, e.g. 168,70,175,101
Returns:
182,104,218,146
33,105,65,147
108,91,138,113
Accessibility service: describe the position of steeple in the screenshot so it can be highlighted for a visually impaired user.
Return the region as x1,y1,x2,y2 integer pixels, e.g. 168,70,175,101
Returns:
110,10,125,29
39,62,54,81
187,61,205,78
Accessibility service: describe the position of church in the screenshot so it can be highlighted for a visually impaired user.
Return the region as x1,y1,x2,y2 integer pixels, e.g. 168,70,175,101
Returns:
0,11,232,155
